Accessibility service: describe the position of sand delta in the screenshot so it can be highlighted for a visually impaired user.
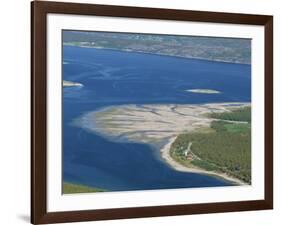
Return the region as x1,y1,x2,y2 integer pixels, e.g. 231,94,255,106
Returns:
77,103,250,185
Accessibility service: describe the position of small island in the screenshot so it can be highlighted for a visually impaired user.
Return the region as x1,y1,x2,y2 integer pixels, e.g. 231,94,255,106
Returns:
63,80,83,87
186,89,221,94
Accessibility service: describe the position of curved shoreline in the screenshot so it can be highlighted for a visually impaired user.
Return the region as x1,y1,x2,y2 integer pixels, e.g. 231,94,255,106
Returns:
161,136,247,185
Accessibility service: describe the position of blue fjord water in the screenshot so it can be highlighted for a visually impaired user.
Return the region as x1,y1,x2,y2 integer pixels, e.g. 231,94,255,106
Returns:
63,46,251,191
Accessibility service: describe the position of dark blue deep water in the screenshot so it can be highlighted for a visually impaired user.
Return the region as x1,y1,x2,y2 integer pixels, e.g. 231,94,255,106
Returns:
63,46,251,191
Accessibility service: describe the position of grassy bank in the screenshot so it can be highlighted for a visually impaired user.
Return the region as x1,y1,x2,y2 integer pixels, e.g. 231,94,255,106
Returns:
63,182,104,194
170,107,251,184
209,106,251,122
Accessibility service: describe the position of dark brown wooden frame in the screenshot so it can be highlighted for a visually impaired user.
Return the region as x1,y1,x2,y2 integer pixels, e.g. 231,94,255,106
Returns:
31,1,273,224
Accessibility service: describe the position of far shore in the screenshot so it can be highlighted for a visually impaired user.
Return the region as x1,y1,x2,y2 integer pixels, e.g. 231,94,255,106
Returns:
63,42,250,65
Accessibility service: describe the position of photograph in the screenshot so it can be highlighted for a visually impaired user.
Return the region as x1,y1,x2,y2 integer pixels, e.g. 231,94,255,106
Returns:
30,1,273,223
62,30,252,194
0,0,277,223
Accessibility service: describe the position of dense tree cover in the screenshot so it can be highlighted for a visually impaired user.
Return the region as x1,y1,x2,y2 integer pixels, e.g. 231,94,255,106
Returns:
170,107,251,183
209,106,251,122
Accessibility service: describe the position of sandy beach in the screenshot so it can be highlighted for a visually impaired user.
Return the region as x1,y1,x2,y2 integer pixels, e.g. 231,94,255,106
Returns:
161,136,247,185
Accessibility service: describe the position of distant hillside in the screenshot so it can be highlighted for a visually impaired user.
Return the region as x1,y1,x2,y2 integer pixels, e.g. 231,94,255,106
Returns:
63,31,251,64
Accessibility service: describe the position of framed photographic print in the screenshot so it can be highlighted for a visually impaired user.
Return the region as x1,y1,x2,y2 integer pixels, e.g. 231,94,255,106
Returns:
31,1,273,224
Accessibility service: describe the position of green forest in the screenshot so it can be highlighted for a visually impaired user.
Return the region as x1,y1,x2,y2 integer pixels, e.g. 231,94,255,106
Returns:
170,107,251,184
209,106,251,122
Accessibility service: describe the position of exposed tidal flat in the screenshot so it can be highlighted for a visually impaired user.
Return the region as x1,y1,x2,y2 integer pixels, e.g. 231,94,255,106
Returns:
75,103,251,185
